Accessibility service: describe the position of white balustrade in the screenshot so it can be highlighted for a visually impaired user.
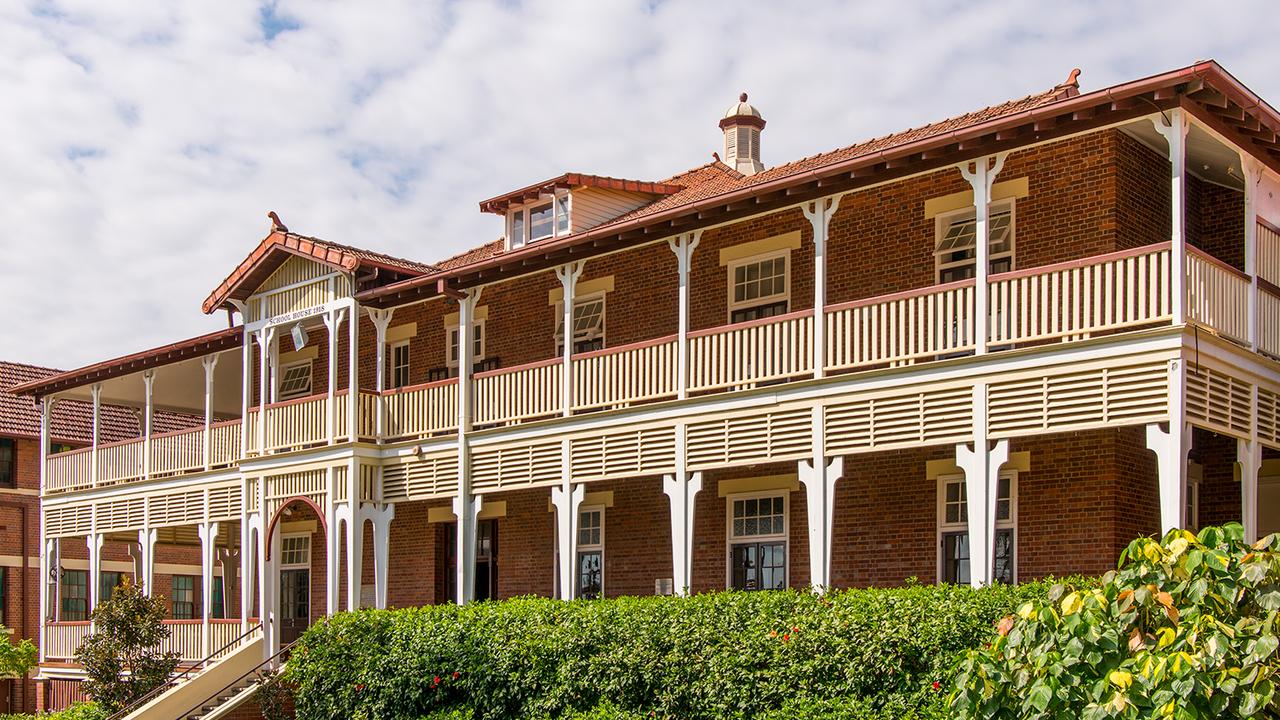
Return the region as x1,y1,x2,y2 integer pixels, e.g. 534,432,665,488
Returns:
264,394,329,452
988,243,1172,346
826,281,975,371
209,420,241,467
44,622,91,660
689,310,813,392
473,359,563,425
572,337,678,412
98,438,144,486
383,380,458,439
158,621,204,661
1187,246,1250,345
1260,283,1280,359
149,426,205,476
45,448,92,493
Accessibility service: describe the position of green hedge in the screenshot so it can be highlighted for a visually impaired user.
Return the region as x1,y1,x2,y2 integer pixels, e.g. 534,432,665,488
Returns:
285,581,1062,719
0,702,106,720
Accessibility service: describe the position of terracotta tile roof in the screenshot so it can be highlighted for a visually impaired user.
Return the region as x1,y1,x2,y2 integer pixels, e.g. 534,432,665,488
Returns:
2,362,197,445
9,326,243,399
478,173,685,215
596,80,1074,230
203,229,441,314
434,238,505,270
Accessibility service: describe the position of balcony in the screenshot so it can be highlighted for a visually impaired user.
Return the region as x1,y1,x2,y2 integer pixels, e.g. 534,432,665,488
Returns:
43,619,255,664
43,242,1278,494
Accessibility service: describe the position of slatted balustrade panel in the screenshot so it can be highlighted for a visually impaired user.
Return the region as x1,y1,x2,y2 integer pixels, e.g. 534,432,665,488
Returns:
471,440,562,491
334,394,348,440
266,469,328,503
988,244,1171,346
265,395,329,451
825,387,973,454
333,465,348,503
571,426,677,481
1186,248,1251,345
207,484,242,521
1260,221,1280,287
159,621,204,661
384,381,458,439
1261,285,1280,359
689,312,813,392
45,505,92,537
44,623,91,660
382,452,458,501
209,620,251,659
474,360,563,426
96,497,145,533
45,448,92,493
358,392,379,440
686,408,811,470
826,282,975,371
98,438,143,485
210,420,242,467
988,363,1168,437
149,426,205,476
360,463,378,502
245,411,260,454
572,338,678,412
1186,366,1253,439
1259,387,1280,449
148,490,205,528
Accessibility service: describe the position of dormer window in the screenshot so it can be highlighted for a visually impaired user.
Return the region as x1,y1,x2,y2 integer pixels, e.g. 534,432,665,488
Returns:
509,193,571,249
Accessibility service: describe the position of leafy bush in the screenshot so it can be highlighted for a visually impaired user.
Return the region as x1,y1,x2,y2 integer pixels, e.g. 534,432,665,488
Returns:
285,581,1057,719
951,523,1280,719
0,701,107,720
74,577,179,713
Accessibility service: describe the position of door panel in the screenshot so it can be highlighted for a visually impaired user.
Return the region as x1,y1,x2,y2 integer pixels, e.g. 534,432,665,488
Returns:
279,568,310,645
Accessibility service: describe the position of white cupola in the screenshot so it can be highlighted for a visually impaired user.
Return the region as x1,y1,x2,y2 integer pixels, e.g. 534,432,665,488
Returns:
720,92,765,176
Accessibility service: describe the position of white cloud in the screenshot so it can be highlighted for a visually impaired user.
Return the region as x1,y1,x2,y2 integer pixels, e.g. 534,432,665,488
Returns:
0,0,1275,367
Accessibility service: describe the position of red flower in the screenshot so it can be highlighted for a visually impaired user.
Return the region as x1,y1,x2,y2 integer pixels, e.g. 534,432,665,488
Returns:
452,671,461,680
782,633,790,642
354,683,365,693
791,626,799,633
932,681,941,691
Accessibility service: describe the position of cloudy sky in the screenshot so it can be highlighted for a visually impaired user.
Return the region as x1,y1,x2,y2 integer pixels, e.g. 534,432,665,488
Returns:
1,0,1275,369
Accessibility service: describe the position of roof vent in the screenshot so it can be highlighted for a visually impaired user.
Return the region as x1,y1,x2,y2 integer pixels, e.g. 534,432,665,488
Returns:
720,92,765,176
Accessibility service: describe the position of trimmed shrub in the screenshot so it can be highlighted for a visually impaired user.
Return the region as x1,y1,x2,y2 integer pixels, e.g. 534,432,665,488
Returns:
285,580,1057,719
951,524,1280,718
0,701,107,720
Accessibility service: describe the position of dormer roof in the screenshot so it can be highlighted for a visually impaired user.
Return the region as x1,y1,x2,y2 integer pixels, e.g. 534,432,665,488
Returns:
478,173,685,215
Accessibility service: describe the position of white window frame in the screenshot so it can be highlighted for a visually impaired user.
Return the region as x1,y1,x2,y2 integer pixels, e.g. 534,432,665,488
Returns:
576,505,605,599
936,471,1018,585
555,292,607,355
726,249,791,322
507,191,572,250
447,320,487,370
724,490,789,590
933,200,1017,283
389,340,411,389
277,361,313,401
280,533,311,569
1185,465,1201,530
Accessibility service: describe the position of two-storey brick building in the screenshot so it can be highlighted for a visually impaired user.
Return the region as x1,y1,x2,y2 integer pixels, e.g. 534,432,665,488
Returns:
13,60,1280,716
0,363,199,713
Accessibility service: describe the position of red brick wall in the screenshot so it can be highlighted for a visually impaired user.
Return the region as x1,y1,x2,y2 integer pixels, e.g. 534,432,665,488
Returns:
3,437,41,713
1187,175,1245,270
1192,428,1242,529
1114,131,1171,251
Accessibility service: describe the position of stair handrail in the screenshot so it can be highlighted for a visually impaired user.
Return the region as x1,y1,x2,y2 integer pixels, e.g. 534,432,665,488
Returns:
174,637,300,720
105,622,263,720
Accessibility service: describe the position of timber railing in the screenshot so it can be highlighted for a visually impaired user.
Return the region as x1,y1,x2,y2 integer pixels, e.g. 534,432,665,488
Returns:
45,240,1271,488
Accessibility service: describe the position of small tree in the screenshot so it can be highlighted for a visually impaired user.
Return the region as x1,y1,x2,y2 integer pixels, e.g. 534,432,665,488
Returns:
0,625,37,680
75,576,179,713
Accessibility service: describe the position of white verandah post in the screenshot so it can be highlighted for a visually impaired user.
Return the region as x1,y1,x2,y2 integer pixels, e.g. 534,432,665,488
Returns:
959,153,1008,355
555,262,585,416
1152,109,1189,326
202,355,218,471
803,196,843,378
454,289,482,604
666,232,701,399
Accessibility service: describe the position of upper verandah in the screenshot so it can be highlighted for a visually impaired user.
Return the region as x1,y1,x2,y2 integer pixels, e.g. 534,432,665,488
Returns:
16,59,1280,403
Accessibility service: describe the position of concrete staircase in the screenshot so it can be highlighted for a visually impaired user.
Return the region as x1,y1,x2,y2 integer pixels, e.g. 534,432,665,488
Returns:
120,636,265,720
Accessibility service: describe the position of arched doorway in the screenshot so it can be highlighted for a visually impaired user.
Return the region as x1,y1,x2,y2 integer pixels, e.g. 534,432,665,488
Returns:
264,498,328,647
